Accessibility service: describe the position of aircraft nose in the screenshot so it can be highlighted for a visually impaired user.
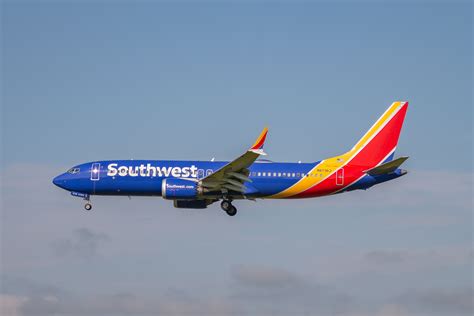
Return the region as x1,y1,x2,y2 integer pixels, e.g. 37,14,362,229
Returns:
53,174,67,188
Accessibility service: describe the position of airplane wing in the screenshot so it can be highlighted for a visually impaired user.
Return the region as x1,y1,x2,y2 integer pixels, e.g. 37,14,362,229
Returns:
199,127,268,194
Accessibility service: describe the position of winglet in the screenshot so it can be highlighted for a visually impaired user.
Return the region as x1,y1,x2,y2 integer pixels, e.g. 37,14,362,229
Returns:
249,127,268,155
250,127,268,150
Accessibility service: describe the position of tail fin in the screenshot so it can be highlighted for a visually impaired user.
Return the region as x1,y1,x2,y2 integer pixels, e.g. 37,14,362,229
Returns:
347,101,408,168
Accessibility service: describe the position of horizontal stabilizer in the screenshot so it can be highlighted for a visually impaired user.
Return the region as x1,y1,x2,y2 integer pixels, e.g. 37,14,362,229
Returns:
365,156,409,176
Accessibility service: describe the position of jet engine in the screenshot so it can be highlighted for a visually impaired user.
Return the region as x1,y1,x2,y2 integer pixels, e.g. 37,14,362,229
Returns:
173,200,209,209
162,178,199,199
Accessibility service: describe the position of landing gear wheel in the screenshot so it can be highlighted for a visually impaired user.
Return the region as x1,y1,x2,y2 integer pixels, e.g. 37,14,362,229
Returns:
221,200,231,211
84,203,92,211
226,205,237,216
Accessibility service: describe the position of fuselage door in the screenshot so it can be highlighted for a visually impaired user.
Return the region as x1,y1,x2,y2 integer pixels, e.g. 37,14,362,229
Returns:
336,168,344,186
91,163,101,181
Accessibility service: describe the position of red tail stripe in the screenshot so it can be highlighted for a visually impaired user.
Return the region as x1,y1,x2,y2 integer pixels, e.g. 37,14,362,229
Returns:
251,132,267,150
294,103,408,198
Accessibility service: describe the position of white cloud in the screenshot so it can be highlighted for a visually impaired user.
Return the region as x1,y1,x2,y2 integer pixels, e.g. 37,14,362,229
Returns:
1,164,472,316
231,264,301,288
341,304,409,316
2,272,472,316
51,228,109,258
304,246,472,284
0,294,27,316
396,287,473,315
230,264,352,315
310,169,473,210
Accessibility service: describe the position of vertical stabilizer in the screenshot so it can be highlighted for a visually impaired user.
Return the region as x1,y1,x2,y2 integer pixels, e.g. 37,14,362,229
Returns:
347,101,408,167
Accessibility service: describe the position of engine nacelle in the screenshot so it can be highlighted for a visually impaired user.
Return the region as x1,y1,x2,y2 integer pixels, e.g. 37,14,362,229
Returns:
173,200,208,209
162,178,198,199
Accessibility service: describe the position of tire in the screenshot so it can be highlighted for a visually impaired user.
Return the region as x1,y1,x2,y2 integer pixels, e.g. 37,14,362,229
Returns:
221,200,231,211
84,203,92,211
226,205,237,216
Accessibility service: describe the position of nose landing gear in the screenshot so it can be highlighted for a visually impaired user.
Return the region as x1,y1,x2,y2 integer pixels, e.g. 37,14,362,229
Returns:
220,200,237,216
83,195,92,211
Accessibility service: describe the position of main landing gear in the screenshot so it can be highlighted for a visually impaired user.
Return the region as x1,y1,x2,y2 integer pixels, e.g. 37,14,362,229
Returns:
221,200,237,216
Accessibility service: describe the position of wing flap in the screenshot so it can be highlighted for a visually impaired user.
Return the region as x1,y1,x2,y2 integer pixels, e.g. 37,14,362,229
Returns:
227,171,252,183
222,183,246,193
225,178,246,188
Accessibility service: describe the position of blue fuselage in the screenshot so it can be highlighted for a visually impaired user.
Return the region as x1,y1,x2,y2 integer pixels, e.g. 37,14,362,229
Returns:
53,160,315,198
53,159,404,199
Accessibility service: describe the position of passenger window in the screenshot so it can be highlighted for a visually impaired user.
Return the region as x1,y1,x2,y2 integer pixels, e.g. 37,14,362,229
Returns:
197,169,205,179
258,172,261,176
263,172,266,176
292,173,295,177
296,173,300,177
278,173,281,177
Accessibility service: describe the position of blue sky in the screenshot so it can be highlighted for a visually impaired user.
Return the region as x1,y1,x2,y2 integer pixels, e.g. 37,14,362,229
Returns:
1,1,472,316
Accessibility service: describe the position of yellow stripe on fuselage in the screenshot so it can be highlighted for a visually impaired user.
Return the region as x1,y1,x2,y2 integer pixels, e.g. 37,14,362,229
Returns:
269,102,403,198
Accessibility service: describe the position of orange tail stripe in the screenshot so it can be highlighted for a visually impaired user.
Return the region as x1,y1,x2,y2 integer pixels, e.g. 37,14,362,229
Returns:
251,128,268,150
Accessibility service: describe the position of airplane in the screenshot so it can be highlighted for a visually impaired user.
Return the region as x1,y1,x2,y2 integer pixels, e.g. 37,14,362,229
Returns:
53,101,409,216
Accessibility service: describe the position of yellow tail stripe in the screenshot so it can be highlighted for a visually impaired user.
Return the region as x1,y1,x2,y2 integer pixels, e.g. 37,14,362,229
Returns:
269,102,404,198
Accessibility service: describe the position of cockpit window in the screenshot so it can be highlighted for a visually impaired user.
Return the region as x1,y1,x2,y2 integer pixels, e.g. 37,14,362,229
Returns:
67,168,80,174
